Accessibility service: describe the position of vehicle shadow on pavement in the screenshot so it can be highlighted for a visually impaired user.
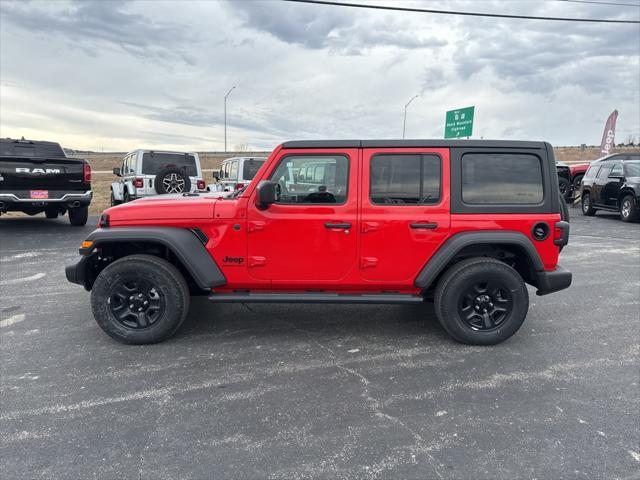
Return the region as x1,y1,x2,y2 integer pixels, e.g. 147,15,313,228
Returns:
176,297,452,345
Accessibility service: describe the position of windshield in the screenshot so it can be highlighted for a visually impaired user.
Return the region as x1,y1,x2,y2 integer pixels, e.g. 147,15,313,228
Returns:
141,153,197,176
242,159,265,180
624,162,640,177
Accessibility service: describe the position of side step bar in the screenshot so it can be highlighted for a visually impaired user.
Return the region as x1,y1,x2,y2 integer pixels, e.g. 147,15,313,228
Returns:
208,292,424,304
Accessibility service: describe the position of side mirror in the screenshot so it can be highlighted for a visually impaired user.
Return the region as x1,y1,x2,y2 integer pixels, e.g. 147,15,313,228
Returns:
256,180,277,210
212,169,220,181
113,167,121,176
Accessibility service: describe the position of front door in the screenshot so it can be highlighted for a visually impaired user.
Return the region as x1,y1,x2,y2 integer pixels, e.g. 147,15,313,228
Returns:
247,149,359,287
359,148,451,287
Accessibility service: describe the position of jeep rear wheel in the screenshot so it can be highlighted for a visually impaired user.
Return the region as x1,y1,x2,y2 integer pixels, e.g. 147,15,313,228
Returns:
434,257,529,345
90,254,190,344
582,192,596,216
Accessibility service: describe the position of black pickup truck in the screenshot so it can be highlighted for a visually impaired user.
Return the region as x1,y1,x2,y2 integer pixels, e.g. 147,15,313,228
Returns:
0,138,92,226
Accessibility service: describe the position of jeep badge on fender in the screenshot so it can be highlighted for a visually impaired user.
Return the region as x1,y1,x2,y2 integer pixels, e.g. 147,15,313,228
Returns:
66,139,572,345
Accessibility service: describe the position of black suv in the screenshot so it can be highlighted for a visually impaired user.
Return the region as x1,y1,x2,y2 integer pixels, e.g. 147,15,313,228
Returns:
581,153,640,222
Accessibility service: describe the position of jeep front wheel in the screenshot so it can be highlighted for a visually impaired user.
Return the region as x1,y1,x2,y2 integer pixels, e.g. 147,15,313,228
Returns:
434,257,529,345
90,254,190,344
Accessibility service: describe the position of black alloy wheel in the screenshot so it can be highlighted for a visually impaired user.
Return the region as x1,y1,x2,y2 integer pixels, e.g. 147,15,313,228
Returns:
457,281,513,332
107,278,165,329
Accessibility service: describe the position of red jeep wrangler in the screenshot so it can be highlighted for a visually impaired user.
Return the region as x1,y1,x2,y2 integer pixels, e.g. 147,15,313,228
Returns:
66,140,571,345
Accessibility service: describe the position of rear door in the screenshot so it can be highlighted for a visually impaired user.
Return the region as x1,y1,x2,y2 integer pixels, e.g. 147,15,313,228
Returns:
360,148,450,286
601,162,624,208
592,161,613,206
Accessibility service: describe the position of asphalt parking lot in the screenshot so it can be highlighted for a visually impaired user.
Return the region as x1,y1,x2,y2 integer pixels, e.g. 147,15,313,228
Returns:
1,208,638,480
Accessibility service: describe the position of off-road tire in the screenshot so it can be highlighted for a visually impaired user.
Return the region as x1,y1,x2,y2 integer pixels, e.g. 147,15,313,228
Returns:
581,192,596,216
154,168,191,195
558,177,571,201
91,254,190,345
620,194,639,223
123,190,131,203
110,191,121,206
68,206,88,226
559,194,570,223
572,174,584,194
45,208,58,219
434,257,529,345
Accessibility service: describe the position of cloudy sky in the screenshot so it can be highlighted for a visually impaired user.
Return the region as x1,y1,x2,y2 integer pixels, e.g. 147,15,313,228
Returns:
1,0,639,152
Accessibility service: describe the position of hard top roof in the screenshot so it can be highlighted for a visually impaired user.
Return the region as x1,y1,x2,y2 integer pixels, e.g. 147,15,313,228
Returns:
281,139,548,149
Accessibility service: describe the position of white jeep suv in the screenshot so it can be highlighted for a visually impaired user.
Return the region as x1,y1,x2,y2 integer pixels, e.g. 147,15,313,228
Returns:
208,156,266,193
111,150,205,205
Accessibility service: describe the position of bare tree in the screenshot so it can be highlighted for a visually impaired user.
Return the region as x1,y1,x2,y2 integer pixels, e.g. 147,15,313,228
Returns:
234,143,249,152
624,135,636,146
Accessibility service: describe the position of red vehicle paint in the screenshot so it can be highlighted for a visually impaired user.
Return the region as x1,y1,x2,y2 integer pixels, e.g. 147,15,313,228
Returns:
67,140,572,345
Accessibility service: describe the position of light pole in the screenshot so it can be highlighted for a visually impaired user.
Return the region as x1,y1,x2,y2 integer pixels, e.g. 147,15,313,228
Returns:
224,86,236,152
402,94,419,139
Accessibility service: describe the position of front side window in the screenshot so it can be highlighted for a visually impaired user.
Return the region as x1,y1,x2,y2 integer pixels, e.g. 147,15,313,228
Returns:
462,153,543,204
370,154,441,205
584,164,599,179
596,163,612,178
269,155,349,204
141,153,197,176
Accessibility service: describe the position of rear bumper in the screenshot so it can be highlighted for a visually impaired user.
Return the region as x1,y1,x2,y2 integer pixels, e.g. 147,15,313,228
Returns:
0,191,92,210
535,265,572,296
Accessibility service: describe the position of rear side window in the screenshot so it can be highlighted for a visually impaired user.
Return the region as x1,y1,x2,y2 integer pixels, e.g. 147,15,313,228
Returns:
141,153,197,176
462,153,543,204
242,159,264,180
624,161,640,177
370,154,441,204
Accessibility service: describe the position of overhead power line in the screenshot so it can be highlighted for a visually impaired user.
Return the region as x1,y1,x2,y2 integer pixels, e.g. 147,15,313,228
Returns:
282,0,640,23
555,0,640,7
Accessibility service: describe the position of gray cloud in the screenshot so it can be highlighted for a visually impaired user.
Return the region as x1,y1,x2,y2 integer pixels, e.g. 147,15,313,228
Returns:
228,0,447,54
1,0,197,64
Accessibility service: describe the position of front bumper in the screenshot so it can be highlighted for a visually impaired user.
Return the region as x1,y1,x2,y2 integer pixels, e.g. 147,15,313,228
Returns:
535,265,572,296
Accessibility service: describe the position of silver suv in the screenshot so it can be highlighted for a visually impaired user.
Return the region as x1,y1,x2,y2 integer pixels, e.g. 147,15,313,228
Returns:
208,156,266,193
111,150,205,205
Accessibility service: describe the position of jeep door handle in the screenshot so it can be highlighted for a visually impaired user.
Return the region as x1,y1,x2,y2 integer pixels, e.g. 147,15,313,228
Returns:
325,222,351,229
410,222,438,230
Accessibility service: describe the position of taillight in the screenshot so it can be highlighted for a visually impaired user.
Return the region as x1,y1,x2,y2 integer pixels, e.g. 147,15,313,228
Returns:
235,183,244,190
83,163,91,182
197,179,206,190
133,178,144,188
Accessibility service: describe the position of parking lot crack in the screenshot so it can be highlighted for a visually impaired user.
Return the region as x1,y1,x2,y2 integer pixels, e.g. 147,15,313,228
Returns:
241,304,443,479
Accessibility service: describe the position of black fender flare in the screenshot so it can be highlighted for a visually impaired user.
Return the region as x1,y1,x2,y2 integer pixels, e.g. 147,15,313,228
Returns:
414,231,544,290
80,227,226,289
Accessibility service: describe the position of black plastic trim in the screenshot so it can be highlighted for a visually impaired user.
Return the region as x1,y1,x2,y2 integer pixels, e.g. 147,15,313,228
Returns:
535,265,572,296
79,227,226,289
65,256,87,286
209,292,424,304
554,221,570,247
414,231,545,290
